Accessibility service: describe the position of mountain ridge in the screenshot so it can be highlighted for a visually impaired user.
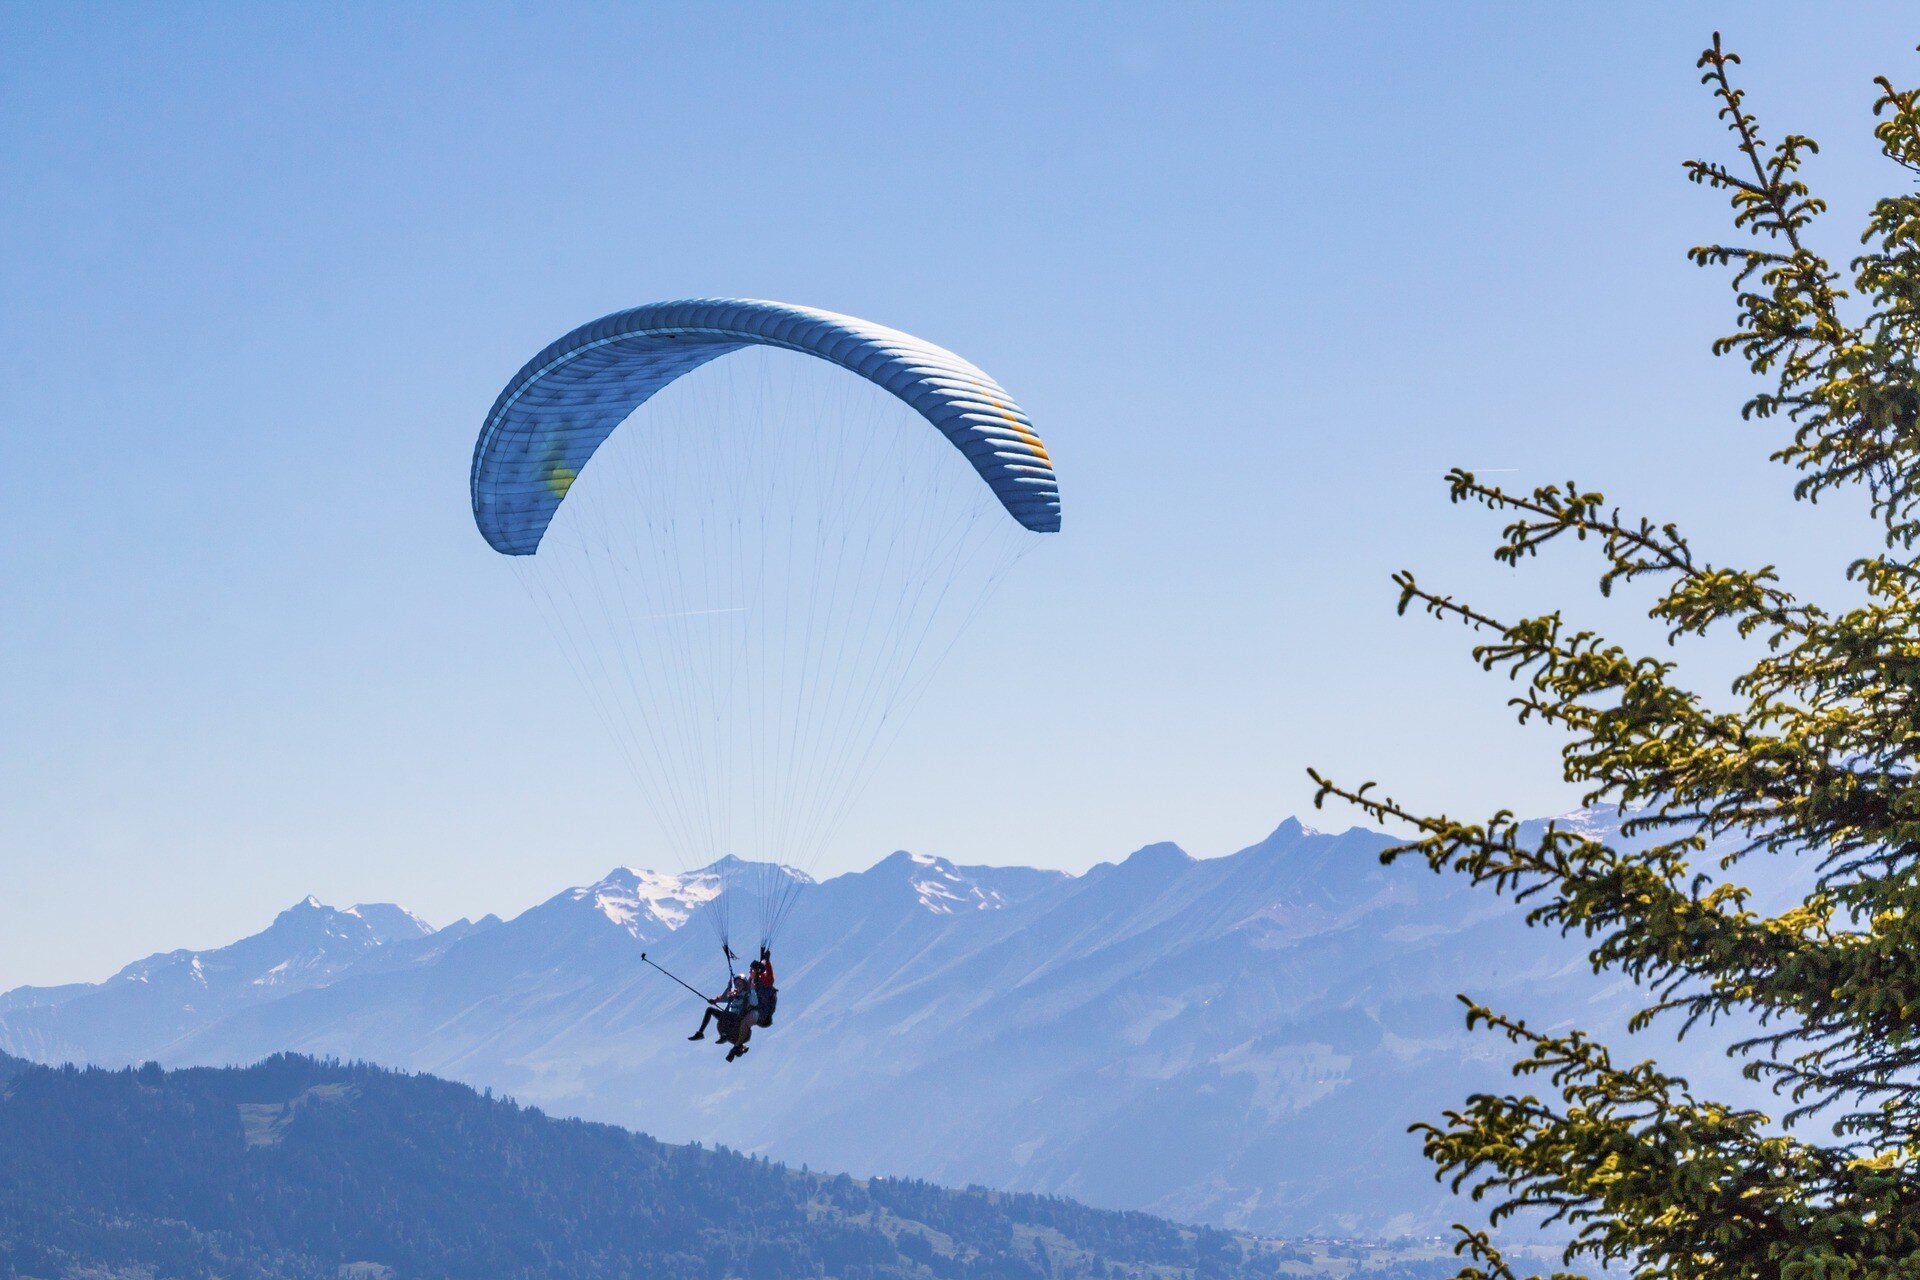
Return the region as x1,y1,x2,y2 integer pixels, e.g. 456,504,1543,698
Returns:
0,812,1778,1237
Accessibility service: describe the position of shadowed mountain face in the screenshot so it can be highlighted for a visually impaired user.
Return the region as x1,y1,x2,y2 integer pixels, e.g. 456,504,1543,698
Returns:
0,814,1778,1236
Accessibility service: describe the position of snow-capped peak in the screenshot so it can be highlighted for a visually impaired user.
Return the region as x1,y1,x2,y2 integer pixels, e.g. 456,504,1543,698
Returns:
343,903,436,943
905,853,1008,915
1540,807,1614,836
1268,816,1320,840
575,866,724,937
558,860,817,939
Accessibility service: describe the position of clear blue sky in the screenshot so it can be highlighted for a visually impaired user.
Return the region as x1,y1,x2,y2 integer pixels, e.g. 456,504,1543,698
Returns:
2,3,1912,986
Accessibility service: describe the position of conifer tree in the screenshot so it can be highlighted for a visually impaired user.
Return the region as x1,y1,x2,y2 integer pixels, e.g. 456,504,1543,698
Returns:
1311,35,1920,1280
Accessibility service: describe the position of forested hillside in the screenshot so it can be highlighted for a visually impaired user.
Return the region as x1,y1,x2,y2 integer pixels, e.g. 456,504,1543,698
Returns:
0,1050,1400,1280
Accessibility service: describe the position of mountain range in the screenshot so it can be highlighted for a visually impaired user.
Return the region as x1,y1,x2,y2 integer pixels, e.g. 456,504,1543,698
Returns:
0,812,1780,1237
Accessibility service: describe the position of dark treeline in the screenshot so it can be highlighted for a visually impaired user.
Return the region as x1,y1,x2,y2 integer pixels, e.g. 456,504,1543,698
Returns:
0,1050,1381,1280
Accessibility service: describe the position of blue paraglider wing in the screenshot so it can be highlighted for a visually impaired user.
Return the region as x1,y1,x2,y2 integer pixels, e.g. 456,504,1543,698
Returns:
471,298,1061,554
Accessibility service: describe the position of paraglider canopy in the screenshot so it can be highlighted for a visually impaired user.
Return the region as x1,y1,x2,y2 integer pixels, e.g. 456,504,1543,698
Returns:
471,298,1061,556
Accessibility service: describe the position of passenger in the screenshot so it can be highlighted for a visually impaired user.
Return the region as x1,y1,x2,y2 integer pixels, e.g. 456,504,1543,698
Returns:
688,973,748,1042
724,976,758,1063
